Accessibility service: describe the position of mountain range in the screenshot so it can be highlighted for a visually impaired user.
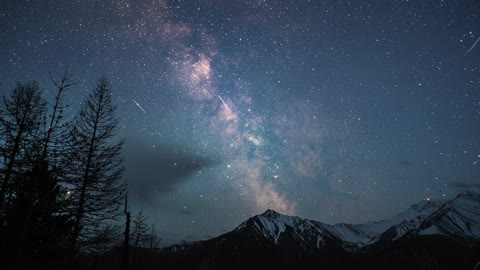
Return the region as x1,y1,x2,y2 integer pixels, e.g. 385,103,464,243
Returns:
135,193,480,270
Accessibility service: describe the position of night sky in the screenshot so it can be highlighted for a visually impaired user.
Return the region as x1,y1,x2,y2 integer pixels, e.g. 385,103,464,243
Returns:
1,0,480,245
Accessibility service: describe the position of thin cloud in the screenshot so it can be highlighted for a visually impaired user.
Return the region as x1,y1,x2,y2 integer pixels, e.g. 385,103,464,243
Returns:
124,139,218,202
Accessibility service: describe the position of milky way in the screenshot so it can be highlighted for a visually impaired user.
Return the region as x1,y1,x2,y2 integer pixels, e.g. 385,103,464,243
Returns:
1,0,480,245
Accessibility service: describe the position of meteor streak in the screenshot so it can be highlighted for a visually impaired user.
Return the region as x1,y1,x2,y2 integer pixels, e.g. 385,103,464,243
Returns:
132,99,146,113
464,36,480,56
344,120,350,136
218,95,231,111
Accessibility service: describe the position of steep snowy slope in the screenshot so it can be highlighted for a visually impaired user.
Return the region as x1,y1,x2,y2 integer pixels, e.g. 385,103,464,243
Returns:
231,193,479,250
156,193,480,270
418,193,480,239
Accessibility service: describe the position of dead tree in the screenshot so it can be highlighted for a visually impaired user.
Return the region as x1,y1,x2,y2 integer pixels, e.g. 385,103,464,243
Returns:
66,77,126,253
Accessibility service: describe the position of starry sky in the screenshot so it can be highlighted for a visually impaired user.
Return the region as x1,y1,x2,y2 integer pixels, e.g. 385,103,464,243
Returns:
1,0,480,245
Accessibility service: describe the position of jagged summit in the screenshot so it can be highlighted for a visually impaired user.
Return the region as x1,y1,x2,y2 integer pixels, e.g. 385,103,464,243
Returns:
160,194,480,270
232,193,480,250
176,193,480,253
260,209,283,219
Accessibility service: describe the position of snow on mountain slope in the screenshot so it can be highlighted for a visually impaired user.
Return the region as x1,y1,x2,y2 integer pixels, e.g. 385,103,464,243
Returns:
235,209,340,250
327,198,446,246
371,192,480,243
329,223,375,246
232,193,480,251
418,193,480,239
159,193,480,270
358,198,445,234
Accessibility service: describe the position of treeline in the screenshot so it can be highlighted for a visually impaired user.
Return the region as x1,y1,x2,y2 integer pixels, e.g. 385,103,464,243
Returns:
0,70,158,269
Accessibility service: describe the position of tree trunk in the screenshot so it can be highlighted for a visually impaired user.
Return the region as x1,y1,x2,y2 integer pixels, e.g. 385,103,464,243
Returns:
122,195,130,270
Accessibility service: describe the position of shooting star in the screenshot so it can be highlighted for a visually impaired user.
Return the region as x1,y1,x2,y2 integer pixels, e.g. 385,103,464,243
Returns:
132,99,146,113
464,36,480,56
344,120,350,136
218,95,231,111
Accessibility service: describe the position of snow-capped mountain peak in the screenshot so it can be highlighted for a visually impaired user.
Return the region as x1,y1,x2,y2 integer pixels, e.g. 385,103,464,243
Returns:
233,193,480,251
260,209,282,219
417,192,480,239
161,194,480,270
